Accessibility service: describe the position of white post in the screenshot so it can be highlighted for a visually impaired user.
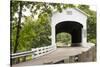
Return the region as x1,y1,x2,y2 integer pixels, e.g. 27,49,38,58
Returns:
51,20,57,50
82,24,87,47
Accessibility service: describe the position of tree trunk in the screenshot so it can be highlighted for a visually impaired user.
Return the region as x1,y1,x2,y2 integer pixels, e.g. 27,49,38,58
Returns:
14,1,23,53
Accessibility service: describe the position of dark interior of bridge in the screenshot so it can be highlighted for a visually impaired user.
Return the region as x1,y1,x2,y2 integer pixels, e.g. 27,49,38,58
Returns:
56,21,83,46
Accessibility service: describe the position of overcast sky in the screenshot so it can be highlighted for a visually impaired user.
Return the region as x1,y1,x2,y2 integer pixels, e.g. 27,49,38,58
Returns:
90,5,96,11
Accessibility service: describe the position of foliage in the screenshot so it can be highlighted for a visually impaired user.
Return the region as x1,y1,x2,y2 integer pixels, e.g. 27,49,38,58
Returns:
12,14,51,52
56,33,71,45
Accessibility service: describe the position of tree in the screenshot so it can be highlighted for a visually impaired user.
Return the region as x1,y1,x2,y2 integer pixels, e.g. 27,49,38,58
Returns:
14,1,23,53
56,33,71,45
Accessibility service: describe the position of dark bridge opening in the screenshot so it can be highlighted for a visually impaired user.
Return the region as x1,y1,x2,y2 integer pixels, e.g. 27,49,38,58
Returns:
56,21,83,47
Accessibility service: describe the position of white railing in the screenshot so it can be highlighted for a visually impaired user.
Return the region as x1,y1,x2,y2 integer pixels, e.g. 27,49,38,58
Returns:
11,51,34,59
32,45,56,58
11,45,56,59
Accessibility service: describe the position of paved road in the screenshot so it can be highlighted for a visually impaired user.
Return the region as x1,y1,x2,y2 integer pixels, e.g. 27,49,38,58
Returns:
12,47,90,67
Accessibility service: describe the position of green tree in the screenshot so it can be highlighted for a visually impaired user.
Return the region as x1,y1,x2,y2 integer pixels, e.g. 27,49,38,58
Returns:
56,33,71,45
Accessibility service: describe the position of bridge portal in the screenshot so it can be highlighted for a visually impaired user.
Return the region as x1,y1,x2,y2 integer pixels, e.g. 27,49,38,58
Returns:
51,8,88,48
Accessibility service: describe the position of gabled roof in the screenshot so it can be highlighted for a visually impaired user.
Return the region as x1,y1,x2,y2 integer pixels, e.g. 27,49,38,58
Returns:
73,8,89,17
52,8,89,17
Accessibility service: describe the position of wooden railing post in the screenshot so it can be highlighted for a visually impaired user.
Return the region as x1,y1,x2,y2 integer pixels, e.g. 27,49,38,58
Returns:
22,56,26,62
16,58,20,64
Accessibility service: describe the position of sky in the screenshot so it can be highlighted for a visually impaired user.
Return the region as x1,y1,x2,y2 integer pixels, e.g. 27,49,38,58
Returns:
89,5,96,11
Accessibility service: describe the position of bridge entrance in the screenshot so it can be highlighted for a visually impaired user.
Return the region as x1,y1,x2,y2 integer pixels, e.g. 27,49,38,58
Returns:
56,21,83,47
51,8,87,48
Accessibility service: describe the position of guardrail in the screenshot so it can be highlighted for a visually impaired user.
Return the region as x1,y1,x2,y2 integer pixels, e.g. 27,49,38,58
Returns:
32,45,56,58
11,45,56,64
11,51,34,59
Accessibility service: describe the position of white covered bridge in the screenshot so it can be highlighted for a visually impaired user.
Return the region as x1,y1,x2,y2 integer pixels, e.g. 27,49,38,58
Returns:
11,8,96,67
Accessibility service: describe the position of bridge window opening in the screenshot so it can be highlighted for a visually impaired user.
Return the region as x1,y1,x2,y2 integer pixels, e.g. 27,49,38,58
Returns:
66,11,72,15
56,32,71,47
